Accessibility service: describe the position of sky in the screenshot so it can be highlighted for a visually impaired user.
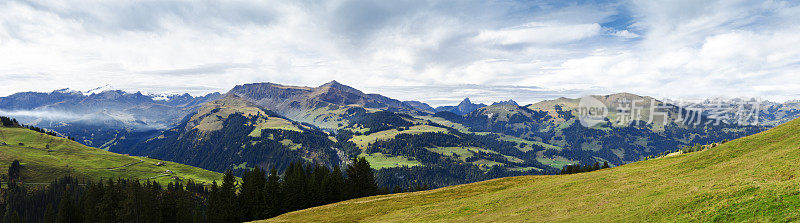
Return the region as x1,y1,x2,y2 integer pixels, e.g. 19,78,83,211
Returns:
1,0,799,106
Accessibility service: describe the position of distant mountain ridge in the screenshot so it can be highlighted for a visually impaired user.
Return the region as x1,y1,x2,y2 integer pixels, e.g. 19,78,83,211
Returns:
402,101,436,113
0,87,222,148
435,98,487,115
491,99,518,106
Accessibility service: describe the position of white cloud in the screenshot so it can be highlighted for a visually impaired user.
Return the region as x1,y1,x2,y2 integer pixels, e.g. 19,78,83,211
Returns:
475,22,602,45
1,0,799,105
611,30,639,38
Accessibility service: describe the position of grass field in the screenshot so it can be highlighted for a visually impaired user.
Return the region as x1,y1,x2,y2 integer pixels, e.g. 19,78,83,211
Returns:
536,157,575,169
349,125,447,149
259,117,800,222
0,126,225,185
248,117,304,137
359,153,422,169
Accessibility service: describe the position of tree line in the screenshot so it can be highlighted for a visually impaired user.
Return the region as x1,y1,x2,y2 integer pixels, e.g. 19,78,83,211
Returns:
0,157,418,222
0,116,75,141
559,161,611,175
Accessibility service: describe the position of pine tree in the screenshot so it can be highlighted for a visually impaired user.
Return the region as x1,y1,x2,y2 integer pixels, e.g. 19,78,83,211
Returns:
220,170,240,222
264,167,282,218
282,162,309,212
160,182,179,222
345,157,377,199
207,181,223,222
119,180,141,223
602,161,610,169
309,163,329,207
43,204,55,223
240,166,267,221
82,181,103,222
323,165,345,204
7,160,21,187
10,210,21,223
56,189,79,223
98,179,120,222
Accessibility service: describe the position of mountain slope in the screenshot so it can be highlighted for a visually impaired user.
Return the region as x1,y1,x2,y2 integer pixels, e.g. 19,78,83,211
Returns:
115,94,343,174
260,117,800,222
227,81,423,129
0,126,224,185
118,90,559,188
402,101,436,113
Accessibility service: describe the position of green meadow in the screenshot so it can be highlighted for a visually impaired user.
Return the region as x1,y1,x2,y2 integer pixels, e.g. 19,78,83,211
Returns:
0,126,224,185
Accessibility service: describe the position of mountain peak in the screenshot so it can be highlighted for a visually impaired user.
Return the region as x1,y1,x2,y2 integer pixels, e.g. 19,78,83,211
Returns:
319,80,347,89
84,84,115,95
53,88,81,94
435,98,487,115
492,99,518,106
316,80,363,94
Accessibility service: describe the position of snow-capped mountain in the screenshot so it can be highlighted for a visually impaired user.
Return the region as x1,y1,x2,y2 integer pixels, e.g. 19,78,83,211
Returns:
0,87,222,148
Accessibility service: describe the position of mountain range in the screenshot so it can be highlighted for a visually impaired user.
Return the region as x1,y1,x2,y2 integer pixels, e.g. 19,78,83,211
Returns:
0,81,793,188
0,87,221,149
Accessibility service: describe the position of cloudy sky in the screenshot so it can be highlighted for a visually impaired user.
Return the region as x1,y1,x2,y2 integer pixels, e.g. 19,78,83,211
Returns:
1,0,799,106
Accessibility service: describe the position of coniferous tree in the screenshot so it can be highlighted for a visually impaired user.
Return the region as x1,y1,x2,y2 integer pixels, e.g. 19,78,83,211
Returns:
346,157,378,199
43,204,55,223
309,164,329,206
56,188,79,223
392,185,403,193
3,206,12,223
282,162,308,212
82,181,103,222
240,166,267,220
265,167,282,218
119,180,142,223
323,165,345,204
207,181,223,223
8,160,21,187
160,182,179,222
220,170,240,222
98,179,120,222
10,210,21,223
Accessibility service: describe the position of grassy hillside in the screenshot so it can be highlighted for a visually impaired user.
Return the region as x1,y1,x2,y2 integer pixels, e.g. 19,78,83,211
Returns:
0,126,224,185
259,117,800,222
